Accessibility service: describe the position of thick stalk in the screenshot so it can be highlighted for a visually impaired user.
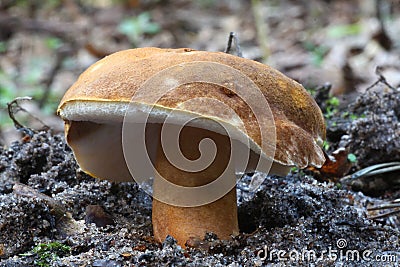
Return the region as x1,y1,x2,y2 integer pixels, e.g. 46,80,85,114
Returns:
152,125,238,246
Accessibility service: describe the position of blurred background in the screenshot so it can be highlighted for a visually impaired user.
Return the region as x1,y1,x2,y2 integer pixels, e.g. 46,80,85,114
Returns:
1,0,399,145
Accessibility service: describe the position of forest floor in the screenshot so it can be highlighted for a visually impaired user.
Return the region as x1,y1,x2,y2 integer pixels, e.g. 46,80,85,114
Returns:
0,0,399,266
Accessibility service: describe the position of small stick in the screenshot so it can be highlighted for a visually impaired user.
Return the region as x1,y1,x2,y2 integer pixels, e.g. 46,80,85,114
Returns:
7,97,35,136
368,199,400,220
225,32,243,57
364,66,395,91
7,97,50,136
341,161,400,182
368,203,400,211
368,209,400,220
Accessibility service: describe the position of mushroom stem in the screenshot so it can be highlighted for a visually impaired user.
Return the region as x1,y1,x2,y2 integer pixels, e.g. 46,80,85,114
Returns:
152,125,239,246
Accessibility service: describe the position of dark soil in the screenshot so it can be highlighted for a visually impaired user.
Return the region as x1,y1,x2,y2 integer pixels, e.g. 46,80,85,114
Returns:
340,87,400,169
0,88,399,266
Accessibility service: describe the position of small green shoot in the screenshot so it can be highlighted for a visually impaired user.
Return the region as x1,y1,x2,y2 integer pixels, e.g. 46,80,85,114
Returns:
326,96,339,107
323,140,330,151
306,87,316,97
350,114,359,120
44,37,63,50
290,166,299,172
347,153,357,163
21,242,71,267
341,111,366,120
324,96,340,119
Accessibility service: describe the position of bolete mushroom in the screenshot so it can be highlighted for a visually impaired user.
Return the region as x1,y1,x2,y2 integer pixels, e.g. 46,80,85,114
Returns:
57,48,325,246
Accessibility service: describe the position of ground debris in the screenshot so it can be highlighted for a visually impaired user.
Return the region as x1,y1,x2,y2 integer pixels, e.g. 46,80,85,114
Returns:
340,87,400,168
0,130,398,266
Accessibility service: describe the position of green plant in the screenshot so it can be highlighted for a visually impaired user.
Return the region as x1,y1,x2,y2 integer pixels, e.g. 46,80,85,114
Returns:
347,153,357,163
323,140,330,151
44,37,63,50
305,87,316,97
0,42,7,53
327,23,362,38
21,242,71,267
303,42,329,67
118,12,160,45
341,111,366,120
324,96,340,119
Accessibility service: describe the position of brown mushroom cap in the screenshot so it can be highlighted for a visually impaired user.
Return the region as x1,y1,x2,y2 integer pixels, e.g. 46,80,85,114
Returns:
58,48,325,180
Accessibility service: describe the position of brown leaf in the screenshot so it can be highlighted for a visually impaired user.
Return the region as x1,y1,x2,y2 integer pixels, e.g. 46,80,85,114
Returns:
308,148,352,182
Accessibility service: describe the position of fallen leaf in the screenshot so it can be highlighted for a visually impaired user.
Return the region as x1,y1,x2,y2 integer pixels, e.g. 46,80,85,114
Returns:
308,147,353,182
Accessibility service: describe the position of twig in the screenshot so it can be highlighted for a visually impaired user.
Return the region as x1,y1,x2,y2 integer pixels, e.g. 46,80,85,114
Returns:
364,66,396,91
368,198,400,220
7,97,49,136
365,165,400,177
368,203,400,211
341,162,400,183
368,209,400,220
7,97,35,136
225,32,242,57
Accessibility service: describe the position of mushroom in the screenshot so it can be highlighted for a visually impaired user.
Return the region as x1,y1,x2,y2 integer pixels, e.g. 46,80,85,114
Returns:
57,48,325,246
